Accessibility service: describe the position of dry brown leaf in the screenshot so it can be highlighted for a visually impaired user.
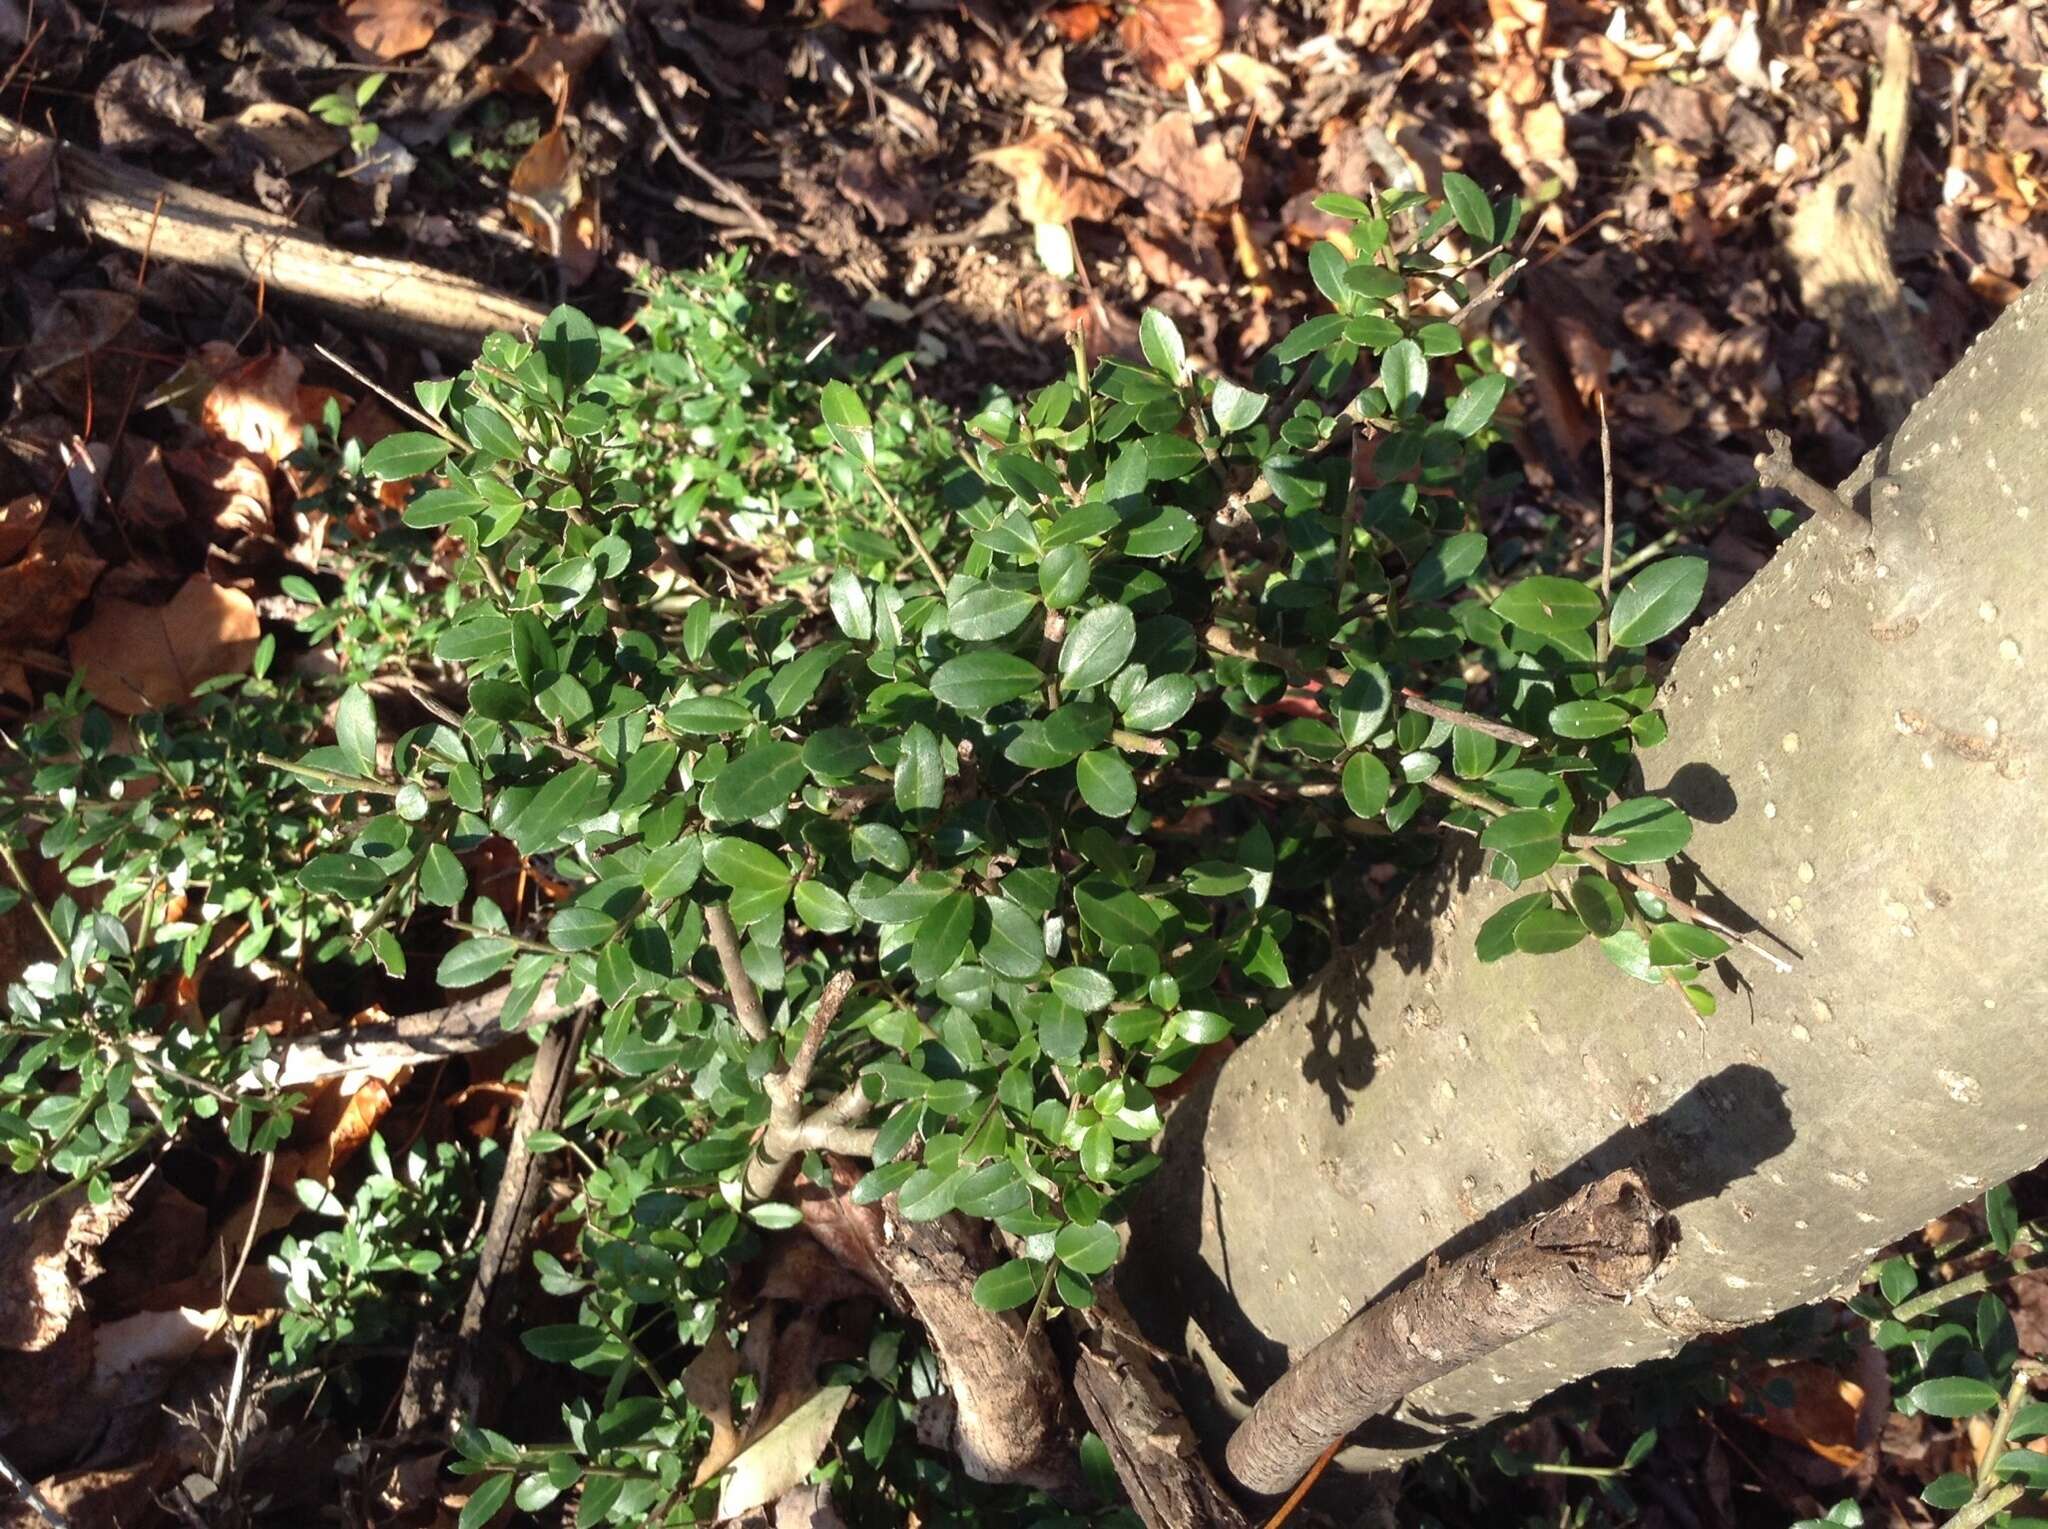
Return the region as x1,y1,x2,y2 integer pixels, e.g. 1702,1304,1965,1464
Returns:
1131,111,1242,213
332,0,446,60
0,1178,126,1352
975,133,1123,226
1730,1361,1868,1470
1338,0,1436,53
493,31,610,112
1048,3,1110,42
686,1330,744,1488
200,347,307,465
821,0,890,33
716,1385,853,1520
95,55,205,154
509,127,604,287
165,448,273,540
68,573,260,715
205,103,347,175
1120,0,1225,90
1,134,58,239
0,527,105,647
1202,51,1286,115
838,145,927,228
0,494,47,564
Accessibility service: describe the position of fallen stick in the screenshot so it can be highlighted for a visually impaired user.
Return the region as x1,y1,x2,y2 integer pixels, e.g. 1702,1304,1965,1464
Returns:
0,114,547,352
243,984,578,1089
1224,1169,1669,1496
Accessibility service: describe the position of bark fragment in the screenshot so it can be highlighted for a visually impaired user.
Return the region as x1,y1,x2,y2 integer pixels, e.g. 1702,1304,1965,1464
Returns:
1224,1170,1668,1496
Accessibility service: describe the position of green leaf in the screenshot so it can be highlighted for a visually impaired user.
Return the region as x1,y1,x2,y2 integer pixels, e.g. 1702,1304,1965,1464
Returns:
299,852,387,900
1987,1181,2020,1255
948,583,1039,641
1622,1428,1657,1469
1444,372,1510,438
1060,604,1136,691
537,305,601,399
1610,557,1708,647
1212,378,1267,434
1139,309,1187,384
1647,922,1730,966
704,837,793,892
1341,752,1393,818
1512,907,1588,954
459,1472,514,1529
1876,1256,1918,1307
1055,1220,1120,1275
1440,171,1496,243
1479,809,1562,879
1408,531,1487,602
1906,1376,2002,1417
1379,339,1426,412
894,722,944,813
931,651,1043,714
794,880,856,934
1996,1450,2048,1488
418,843,467,907
1569,875,1626,937
703,741,806,822
1074,877,1160,950
1075,749,1137,818
972,1259,1042,1311
1122,673,1196,732
1491,575,1602,639
1039,545,1091,609
1920,1473,1975,1510
360,431,450,482
664,695,755,735
548,905,616,951
334,685,378,777
1549,699,1631,739
438,936,517,988
521,1323,606,1362
829,569,872,640
1476,892,1546,962
500,763,606,855
1589,796,1692,865
1050,967,1117,1013
821,380,875,464
911,893,975,983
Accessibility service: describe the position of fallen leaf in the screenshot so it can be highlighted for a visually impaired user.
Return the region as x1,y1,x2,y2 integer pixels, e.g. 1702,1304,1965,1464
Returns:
509,127,604,286
1730,1360,1868,1470
167,448,273,540
68,573,261,714
1202,51,1287,115
1048,3,1110,42
716,1385,853,1519
1337,0,1436,52
0,494,47,563
203,103,347,175
492,31,610,112
94,55,205,153
821,0,890,33
685,1330,744,1488
200,347,307,465
0,527,106,647
0,1177,127,1352
837,145,926,228
1120,0,1225,90
332,0,446,60
0,134,57,239
1130,111,1243,213
976,133,1123,225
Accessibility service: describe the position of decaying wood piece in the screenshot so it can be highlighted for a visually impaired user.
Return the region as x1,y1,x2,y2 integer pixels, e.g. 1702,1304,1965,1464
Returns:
241,984,579,1089
1780,18,1932,431
0,115,547,352
1069,1286,1251,1529
1223,1171,1668,1496
868,1204,1082,1495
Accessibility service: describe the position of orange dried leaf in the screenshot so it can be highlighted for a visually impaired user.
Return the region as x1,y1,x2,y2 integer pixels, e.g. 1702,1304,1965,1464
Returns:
0,527,105,646
333,0,446,61
68,573,261,715
0,494,47,564
509,128,604,286
201,349,307,465
975,133,1123,226
1049,3,1111,42
1120,0,1225,91
494,31,610,112
821,0,891,33
1731,1361,1867,1470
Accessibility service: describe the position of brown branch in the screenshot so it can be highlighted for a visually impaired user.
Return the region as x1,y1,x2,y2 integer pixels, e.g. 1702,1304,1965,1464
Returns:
0,116,545,351
246,983,581,1088
746,972,861,1199
704,902,771,1047
1224,1169,1669,1495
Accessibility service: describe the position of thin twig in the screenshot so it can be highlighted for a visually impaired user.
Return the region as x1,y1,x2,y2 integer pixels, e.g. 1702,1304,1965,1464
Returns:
1261,1436,1343,1529
0,1449,69,1528
1753,430,1866,538
1596,391,1615,674
313,345,463,447
860,462,947,586
1402,694,1539,749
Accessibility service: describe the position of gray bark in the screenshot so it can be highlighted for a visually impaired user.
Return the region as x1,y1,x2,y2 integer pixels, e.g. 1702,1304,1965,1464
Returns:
1124,279,2048,1484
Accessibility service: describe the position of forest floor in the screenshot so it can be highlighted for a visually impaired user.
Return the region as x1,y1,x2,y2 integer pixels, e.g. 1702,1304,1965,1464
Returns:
3,0,2047,1523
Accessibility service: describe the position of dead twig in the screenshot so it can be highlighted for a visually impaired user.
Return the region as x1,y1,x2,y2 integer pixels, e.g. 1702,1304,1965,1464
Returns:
1753,430,1866,540
0,1449,70,1528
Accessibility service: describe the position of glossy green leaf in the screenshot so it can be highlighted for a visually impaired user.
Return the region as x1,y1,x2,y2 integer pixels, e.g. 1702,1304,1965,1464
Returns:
972,1258,1042,1311
1491,576,1602,639
1549,700,1630,739
1054,1220,1120,1275
930,651,1043,713
360,431,450,482
1444,372,1510,438
1212,378,1268,434
1139,309,1187,384
1479,809,1561,879
1059,603,1137,691
1610,557,1708,647
821,380,875,463
703,741,806,822
1440,171,1495,243
1075,749,1137,818
1589,796,1692,864
1906,1377,2001,1417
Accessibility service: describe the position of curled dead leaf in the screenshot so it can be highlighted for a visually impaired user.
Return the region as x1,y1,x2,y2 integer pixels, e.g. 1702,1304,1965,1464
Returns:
491,31,610,113
1130,111,1242,214
1202,51,1287,115
0,494,47,563
685,1330,744,1488
200,347,308,465
510,127,604,287
1729,1360,1869,1470
332,0,447,61
68,572,261,715
201,103,347,176
976,133,1123,226
1049,3,1110,42
1120,0,1225,91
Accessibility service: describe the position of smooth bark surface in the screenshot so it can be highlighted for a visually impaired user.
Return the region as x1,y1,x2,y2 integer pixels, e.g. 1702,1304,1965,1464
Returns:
1126,279,2048,1481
